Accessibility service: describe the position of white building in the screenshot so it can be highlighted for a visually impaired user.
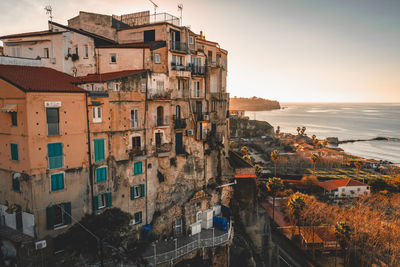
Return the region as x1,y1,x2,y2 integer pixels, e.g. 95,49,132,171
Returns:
318,178,371,198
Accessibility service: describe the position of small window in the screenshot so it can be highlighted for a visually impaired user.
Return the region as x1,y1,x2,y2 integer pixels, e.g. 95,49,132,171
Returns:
110,54,117,63
94,193,112,210
134,211,142,225
11,112,17,126
133,161,143,175
84,45,89,58
342,188,345,192
75,46,78,56
156,81,164,90
175,218,182,235
130,184,145,200
132,136,141,150
44,48,49,58
92,107,102,123
10,143,19,161
12,175,20,192
154,53,161,63
189,36,194,44
51,173,65,191
357,187,360,192
53,205,65,227
46,202,72,229
114,83,119,91
46,108,60,136
131,110,138,128
96,166,107,183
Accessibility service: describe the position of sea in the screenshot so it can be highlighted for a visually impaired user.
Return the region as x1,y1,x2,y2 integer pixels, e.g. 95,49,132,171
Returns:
246,103,400,163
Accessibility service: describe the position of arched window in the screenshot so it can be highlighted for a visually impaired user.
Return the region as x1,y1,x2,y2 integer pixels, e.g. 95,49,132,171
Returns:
157,106,164,126
175,105,181,120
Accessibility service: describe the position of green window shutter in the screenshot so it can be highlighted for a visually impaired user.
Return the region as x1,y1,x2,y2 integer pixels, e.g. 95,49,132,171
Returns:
96,167,107,182
140,184,145,198
48,143,63,169
12,177,20,191
138,162,143,174
134,162,142,175
46,206,54,230
94,139,105,163
64,202,72,224
130,186,134,200
10,144,19,161
93,195,99,211
51,173,64,191
106,192,112,207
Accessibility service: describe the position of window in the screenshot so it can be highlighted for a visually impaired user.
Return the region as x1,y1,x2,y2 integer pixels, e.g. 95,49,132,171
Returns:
132,136,141,150
144,30,155,43
75,46,78,56
44,48,49,58
46,108,60,136
133,161,143,175
84,45,89,58
110,54,117,63
193,81,201,97
154,53,161,63
211,100,217,112
342,188,345,192
130,184,145,200
48,143,63,169
134,211,142,225
156,81,164,90
131,110,138,128
92,107,102,123
175,218,182,235
10,143,18,161
46,202,72,229
114,83,119,91
51,173,65,191
196,211,202,222
94,139,105,163
11,112,17,126
12,175,20,192
189,36,194,44
357,187,360,192
172,55,182,66
93,192,112,210
96,166,107,183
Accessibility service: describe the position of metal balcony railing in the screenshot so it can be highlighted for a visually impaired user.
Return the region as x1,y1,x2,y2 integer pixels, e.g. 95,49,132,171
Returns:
170,41,187,52
171,64,190,71
148,90,172,100
173,117,187,129
129,148,145,157
156,116,170,127
190,65,206,75
156,143,172,154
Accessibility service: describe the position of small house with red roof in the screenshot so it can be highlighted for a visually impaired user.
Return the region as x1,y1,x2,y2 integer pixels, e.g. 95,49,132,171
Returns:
318,178,371,198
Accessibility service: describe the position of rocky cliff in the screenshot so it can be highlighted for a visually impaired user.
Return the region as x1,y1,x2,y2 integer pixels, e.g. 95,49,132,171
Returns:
230,97,280,111
229,117,274,138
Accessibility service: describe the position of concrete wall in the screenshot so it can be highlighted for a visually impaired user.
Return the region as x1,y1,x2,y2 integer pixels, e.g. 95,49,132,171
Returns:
97,48,150,73
68,11,117,41
334,185,370,198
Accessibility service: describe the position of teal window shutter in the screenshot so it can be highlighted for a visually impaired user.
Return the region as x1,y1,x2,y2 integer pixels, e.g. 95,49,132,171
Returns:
140,184,145,198
51,173,64,191
93,195,99,211
138,162,143,174
130,186,134,200
96,167,107,182
46,206,54,229
64,202,72,224
48,143,63,169
106,192,112,207
94,139,105,163
12,176,20,191
10,143,18,161
133,162,142,175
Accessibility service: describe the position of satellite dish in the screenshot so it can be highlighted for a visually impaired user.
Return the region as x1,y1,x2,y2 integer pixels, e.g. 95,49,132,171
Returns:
13,172,21,180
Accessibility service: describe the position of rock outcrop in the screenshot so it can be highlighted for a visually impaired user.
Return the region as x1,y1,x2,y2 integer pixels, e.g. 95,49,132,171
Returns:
229,117,274,138
230,96,280,111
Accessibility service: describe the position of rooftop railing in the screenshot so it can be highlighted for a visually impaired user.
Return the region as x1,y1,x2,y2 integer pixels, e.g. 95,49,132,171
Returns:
113,12,180,27
170,41,188,52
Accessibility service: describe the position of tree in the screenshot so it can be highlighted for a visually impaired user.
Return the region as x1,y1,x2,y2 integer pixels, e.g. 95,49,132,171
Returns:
354,161,363,182
288,192,306,236
300,175,319,194
270,150,280,176
335,221,352,267
296,127,301,135
300,126,306,136
266,177,284,223
275,126,281,136
310,153,320,173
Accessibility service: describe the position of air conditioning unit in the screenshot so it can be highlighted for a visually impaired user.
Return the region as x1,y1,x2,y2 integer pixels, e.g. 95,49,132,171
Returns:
35,240,47,250
190,221,202,235
202,209,213,221
50,58,56,64
204,115,209,121
129,219,136,226
213,205,221,216
186,129,194,136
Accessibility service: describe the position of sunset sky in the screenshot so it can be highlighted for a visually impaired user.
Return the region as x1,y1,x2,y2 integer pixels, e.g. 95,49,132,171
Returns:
1,0,399,102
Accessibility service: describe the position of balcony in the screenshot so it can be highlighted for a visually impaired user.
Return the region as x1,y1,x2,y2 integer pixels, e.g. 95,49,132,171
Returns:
195,112,209,121
173,117,187,129
170,41,187,52
147,89,172,100
156,143,172,157
190,65,206,75
171,64,191,78
206,60,220,68
171,64,190,71
128,148,146,159
156,116,170,127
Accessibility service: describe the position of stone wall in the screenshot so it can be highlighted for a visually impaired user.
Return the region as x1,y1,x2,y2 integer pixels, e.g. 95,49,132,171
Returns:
229,117,274,138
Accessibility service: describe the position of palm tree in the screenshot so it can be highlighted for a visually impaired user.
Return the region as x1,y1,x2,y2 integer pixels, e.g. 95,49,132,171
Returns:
311,135,318,146
275,126,281,136
310,153,320,173
266,177,284,223
288,192,306,237
354,161,363,182
296,127,301,135
335,221,352,267
301,126,306,136
270,150,280,176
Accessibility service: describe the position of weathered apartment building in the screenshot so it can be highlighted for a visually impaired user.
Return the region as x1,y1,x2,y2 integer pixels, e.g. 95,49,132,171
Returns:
0,10,232,264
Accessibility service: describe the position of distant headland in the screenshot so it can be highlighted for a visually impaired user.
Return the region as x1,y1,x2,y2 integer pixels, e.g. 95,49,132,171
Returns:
230,96,281,111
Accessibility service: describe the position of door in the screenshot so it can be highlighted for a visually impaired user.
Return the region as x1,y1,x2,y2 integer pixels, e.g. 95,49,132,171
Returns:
175,132,183,154
196,101,202,120
155,133,162,148
157,106,164,126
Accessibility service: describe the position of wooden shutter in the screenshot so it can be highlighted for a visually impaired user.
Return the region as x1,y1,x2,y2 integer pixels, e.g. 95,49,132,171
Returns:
46,206,54,229
93,195,99,211
64,202,72,224
106,192,112,207
130,186,135,200
10,144,18,161
94,139,105,162
140,184,145,198
138,162,143,174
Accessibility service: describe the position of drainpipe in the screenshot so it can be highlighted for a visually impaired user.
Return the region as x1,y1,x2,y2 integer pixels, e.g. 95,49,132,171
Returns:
85,93,95,213
144,70,149,224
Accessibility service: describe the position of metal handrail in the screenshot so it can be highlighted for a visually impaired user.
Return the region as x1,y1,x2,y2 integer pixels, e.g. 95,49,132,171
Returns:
144,219,232,265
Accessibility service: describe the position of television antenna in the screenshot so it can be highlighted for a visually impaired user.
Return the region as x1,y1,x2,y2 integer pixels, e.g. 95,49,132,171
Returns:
148,0,159,14
178,4,183,26
44,5,53,23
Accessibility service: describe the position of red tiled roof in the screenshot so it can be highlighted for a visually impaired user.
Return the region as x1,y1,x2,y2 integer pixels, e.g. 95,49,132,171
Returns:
0,30,63,39
235,174,257,178
318,178,368,191
0,65,84,93
77,70,146,83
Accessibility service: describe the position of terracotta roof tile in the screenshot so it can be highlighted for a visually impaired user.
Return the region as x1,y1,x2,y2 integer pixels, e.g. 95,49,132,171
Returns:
77,69,146,83
318,178,368,191
0,30,63,39
0,65,84,93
